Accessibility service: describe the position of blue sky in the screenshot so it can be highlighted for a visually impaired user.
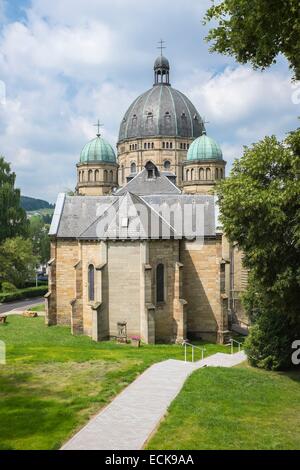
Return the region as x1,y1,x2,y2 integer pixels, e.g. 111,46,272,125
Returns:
0,0,299,202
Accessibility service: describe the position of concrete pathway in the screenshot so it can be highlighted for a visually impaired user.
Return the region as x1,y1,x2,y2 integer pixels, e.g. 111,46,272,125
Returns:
62,350,247,451
0,298,45,315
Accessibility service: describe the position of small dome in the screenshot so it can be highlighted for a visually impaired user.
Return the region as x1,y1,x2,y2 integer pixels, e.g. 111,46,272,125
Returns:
80,136,116,164
187,133,223,161
154,55,169,70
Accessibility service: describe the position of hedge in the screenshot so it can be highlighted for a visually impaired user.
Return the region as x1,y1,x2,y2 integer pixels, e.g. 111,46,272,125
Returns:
0,286,48,303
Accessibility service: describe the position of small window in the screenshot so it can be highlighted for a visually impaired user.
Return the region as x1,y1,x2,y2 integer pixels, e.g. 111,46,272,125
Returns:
156,264,164,303
148,142,151,149
147,169,154,179
164,160,171,170
144,143,147,149
163,142,165,149
131,162,137,174
166,142,169,149
151,142,154,149
170,142,173,149
88,265,95,302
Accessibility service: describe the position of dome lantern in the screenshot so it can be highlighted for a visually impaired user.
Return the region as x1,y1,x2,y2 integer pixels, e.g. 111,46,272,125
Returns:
154,39,170,86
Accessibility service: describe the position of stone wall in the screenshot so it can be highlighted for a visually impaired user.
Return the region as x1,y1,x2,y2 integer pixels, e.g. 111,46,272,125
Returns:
181,237,224,342
55,239,78,326
149,240,180,343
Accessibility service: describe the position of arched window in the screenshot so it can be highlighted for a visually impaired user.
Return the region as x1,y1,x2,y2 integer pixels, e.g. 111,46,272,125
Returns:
220,168,223,179
95,169,99,181
156,263,164,303
215,168,219,179
88,169,93,182
131,162,137,174
121,165,125,183
170,142,173,149
206,168,211,180
164,160,171,170
186,169,189,181
191,168,194,180
151,142,154,149
200,168,204,180
144,143,147,149
166,142,169,149
88,264,95,302
109,170,113,182
104,169,108,182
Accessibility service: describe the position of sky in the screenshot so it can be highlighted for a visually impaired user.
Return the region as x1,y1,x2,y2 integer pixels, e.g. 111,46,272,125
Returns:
0,0,299,203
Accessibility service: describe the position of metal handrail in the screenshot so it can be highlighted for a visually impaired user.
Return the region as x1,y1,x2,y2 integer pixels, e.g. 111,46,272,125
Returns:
226,338,244,354
182,340,206,362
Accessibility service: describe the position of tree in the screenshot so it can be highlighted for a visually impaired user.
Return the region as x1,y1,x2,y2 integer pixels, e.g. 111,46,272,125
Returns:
29,215,50,265
0,156,28,243
204,0,300,80
0,237,38,289
216,129,300,369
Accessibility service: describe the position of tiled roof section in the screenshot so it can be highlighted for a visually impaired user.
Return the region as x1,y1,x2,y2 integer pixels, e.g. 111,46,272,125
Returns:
80,192,175,240
52,193,216,239
116,168,181,196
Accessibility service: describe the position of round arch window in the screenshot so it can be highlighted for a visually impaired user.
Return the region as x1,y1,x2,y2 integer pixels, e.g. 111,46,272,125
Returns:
164,160,171,170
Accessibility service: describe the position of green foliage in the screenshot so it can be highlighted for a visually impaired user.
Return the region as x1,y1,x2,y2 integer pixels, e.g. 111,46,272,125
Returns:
0,286,48,303
29,215,50,264
20,196,54,212
216,129,300,369
0,237,38,288
0,156,28,243
204,0,300,80
1,281,17,293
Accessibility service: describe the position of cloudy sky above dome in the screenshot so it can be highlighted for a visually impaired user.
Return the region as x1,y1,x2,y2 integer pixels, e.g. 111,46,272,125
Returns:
0,0,299,202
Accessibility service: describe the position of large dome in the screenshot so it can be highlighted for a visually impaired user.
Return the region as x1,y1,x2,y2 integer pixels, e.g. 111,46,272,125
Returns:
118,55,205,142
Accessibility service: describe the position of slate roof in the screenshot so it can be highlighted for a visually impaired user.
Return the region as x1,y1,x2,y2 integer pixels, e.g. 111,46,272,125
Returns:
116,167,181,196
50,192,216,240
118,84,205,142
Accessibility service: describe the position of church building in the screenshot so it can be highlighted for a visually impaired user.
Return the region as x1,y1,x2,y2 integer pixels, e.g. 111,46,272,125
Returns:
46,53,246,344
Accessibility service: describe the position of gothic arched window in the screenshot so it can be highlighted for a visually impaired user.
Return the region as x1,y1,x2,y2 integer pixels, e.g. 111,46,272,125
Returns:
88,264,95,302
156,263,164,303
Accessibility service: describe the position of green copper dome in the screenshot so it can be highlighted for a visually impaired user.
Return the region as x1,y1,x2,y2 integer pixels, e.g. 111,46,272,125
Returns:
80,136,116,164
187,133,223,161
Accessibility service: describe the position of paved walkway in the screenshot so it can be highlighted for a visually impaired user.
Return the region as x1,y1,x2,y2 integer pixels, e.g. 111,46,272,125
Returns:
0,298,45,315
62,350,246,450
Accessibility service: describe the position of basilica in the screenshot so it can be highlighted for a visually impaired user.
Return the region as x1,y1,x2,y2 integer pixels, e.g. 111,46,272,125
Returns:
46,54,247,344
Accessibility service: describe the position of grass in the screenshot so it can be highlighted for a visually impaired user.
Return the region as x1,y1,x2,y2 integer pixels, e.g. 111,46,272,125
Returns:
0,315,231,450
146,363,300,450
28,304,45,312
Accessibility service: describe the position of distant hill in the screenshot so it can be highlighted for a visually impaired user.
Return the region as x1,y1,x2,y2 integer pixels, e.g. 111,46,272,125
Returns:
21,196,55,212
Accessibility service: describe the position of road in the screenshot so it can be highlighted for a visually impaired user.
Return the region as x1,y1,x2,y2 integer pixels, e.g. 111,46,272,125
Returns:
0,297,45,315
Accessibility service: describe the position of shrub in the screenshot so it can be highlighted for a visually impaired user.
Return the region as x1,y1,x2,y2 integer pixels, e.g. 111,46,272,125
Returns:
244,309,300,370
0,286,48,303
1,281,18,293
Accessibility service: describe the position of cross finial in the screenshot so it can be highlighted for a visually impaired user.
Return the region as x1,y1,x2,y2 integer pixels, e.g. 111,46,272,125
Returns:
157,39,166,56
93,119,103,137
202,116,209,134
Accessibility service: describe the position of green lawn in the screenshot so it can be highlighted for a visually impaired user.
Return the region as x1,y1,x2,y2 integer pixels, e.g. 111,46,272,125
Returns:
28,304,45,312
146,364,300,450
0,315,231,450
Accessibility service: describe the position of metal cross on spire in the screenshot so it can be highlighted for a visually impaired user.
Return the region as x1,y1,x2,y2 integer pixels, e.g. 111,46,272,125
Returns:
94,119,103,137
157,39,166,56
202,116,210,134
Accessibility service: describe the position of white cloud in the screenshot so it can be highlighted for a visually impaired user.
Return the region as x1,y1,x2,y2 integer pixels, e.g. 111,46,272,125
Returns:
0,0,298,202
